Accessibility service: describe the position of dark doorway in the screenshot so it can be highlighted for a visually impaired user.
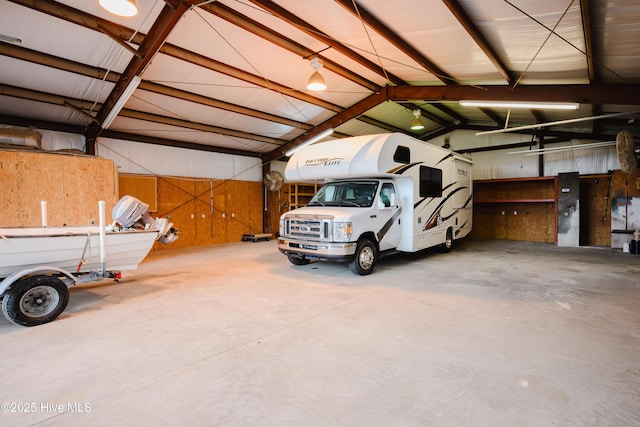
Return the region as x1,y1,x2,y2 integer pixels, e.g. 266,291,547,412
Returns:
579,175,611,247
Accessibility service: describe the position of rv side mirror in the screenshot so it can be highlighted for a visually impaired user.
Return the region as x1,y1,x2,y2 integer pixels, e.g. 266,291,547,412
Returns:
389,192,396,207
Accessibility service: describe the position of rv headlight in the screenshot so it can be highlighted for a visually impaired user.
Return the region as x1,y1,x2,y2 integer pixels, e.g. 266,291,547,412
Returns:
333,222,352,242
279,217,285,235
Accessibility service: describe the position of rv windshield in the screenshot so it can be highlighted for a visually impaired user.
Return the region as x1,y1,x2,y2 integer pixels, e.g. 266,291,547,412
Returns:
308,181,379,208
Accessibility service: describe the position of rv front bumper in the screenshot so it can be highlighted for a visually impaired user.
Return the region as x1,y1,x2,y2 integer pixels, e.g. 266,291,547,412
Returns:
278,238,357,262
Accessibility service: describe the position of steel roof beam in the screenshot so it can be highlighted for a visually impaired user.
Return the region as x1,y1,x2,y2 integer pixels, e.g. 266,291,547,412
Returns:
264,89,389,162
102,130,262,158
0,84,285,146
249,0,405,86
580,0,596,82
202,2,379,91
387,84,640,105
0,42,315,131
264,82,640,161
442,0,515,85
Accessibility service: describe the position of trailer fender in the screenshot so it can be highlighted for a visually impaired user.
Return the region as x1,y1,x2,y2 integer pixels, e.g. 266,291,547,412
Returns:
0,266,77,297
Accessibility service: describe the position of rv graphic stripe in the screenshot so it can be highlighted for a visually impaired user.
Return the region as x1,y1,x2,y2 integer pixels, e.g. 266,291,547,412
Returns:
421,187,468,231
377,207,403,242
439,191,472,222
388,162,420,175
436,153,454,166
455,220,470,236
413,182,457,210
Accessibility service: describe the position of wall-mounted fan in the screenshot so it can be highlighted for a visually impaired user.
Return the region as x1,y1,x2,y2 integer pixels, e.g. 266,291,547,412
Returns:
264,170,285,191
616,130,638,174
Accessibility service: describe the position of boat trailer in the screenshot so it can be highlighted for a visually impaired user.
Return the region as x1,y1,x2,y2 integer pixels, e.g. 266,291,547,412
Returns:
0,196,178,327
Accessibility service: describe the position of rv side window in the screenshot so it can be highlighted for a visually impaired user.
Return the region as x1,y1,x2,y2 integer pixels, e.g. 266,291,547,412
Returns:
420,166,442,197
393,146,410,164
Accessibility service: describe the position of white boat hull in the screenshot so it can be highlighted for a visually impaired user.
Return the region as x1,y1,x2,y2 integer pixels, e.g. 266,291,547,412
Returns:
0,226,159,277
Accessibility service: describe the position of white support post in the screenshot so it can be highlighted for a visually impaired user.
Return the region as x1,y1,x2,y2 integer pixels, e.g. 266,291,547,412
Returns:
99,200,107,275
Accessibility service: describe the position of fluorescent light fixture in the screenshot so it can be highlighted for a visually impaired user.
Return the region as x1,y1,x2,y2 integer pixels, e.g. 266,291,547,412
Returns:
410,109,424,130
476,110,640,136
460,100,580,110
99,0,138,17
0,34,22,44
507,141,616,156
102,75,141,129
286,128,334,157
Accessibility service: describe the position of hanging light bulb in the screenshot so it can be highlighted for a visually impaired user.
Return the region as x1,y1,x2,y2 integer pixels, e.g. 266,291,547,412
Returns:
410,109,424,131
99,0,138,17
307,56,327,91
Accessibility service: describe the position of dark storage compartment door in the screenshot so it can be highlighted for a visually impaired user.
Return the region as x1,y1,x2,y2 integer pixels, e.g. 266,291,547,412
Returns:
557,172,580,247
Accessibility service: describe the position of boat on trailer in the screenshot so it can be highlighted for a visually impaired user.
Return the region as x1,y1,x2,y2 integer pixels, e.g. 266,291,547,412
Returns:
0,196,178,327
0,226,159,276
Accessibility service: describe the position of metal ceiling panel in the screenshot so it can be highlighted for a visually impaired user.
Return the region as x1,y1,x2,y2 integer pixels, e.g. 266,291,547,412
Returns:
349,0,505,84
1,56,112,107
0,0,638,161
260,0,437,84
125,89,299,138
591,0,640,82
0,0,132,73
459,0,588,84
54,0,165,34
107,117,278,153
0,95,88,125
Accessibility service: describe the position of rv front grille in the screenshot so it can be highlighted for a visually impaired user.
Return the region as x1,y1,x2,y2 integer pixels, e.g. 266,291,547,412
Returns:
283,216,331,241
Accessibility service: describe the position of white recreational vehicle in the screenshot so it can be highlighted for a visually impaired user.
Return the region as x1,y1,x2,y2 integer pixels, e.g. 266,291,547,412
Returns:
277,132,473,275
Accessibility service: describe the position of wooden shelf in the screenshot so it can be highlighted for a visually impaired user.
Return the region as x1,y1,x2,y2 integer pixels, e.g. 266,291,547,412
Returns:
287,182,319,210
475,199,555,204
473,177,558,243
474,176,556,184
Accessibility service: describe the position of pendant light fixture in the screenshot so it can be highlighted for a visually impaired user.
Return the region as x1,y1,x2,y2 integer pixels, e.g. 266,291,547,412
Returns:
306,56,327,91
99,0,138,17
410,109,424,131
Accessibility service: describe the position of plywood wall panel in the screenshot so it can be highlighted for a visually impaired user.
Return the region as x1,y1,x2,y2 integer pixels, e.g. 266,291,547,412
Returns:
194,180,214,247
579,175,611,246
212,180,228,244
155,176,197,251
226,180,249,242
471,205,494,240
247,182,264,235
473,202,555,243
0,150,116,227
523,203,556,243
119,175,158,212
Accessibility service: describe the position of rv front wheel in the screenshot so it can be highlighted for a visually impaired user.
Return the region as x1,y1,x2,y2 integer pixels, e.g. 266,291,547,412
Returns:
1,275,70,327
441,227,453,253
349,238,377,275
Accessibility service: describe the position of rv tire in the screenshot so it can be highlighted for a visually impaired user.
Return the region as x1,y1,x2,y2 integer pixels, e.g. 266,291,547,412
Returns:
441,227,453,253
349,238,377,275
2,275,70,327
287,254,311,265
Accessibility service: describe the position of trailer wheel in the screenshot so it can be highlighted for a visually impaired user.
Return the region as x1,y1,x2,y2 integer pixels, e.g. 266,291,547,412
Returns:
2,275,69,327
441,227,453,253
349,238,377,275
288,254,311,266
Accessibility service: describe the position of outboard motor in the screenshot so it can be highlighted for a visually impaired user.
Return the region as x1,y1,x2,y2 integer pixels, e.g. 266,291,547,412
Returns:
112,195,179,244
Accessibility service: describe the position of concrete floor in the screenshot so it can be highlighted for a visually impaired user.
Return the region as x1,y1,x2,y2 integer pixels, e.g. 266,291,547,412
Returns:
1,239,639,426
